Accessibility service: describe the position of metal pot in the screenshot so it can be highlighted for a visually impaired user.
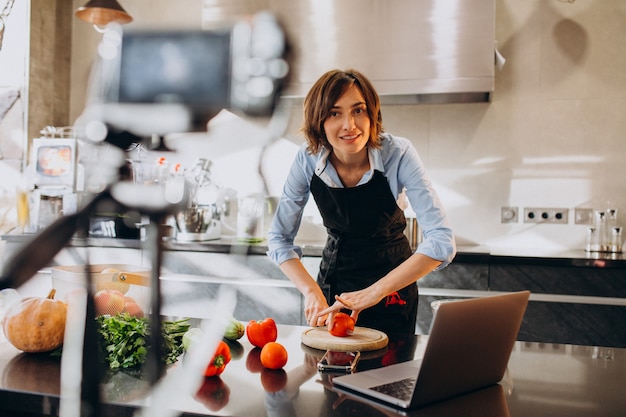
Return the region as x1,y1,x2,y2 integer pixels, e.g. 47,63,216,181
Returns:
174,206,215,234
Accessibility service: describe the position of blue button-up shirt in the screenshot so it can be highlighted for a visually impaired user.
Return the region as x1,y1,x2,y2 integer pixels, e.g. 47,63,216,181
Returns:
267,133,456,269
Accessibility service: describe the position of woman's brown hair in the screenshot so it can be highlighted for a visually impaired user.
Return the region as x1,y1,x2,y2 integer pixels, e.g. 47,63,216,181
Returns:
301,69,384,154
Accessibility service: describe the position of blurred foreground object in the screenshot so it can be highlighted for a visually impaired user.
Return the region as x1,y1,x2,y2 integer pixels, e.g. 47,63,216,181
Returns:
78,11,289,145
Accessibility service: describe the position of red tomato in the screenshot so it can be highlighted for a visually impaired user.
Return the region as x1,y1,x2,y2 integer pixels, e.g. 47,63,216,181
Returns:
246,318,278,348
204,340,232,377
260,342,288,369
245,347,264,373
260,368,287,393
329,312,355,337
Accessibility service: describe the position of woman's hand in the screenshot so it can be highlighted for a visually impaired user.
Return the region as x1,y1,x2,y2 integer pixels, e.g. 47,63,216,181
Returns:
303,289,330,327
277,259,331,327
315,288,383,327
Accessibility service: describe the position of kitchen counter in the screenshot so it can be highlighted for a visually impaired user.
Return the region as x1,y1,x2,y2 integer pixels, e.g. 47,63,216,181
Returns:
0,323,624,417
3,233,625,348
166,240,626,268
3,234,625,269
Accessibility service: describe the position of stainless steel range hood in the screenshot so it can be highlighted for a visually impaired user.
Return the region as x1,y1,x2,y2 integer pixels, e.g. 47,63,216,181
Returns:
203,0,496,104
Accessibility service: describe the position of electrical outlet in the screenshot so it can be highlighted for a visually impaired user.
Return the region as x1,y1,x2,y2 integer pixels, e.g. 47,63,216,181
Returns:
523,208,541,223
524,207,569,224
574,208,593,225
501,206,518,223
552,208,569,224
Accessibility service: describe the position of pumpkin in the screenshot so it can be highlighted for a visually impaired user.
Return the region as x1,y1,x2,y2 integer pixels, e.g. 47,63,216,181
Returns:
2,289,68,353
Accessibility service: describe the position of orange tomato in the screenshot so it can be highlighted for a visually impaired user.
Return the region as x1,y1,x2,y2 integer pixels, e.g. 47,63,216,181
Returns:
329,312,355,337
260,342,288,369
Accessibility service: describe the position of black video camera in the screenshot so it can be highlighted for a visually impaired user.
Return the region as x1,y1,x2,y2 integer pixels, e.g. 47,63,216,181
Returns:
87,12,289,138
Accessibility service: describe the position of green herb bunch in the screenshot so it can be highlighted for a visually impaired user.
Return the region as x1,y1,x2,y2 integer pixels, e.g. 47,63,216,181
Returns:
96,314,190,370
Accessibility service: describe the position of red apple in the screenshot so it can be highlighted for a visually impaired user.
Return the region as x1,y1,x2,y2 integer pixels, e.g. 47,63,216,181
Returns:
96,268,130,294
94,289,126,316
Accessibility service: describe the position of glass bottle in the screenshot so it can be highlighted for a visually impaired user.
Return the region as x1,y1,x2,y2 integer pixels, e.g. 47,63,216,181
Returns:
594,210,607,252
605,208,618,251
187,158,217,206
586,226,599,252
610,226,622,253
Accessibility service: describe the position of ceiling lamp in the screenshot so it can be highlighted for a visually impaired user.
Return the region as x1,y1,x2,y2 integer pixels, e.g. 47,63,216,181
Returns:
75,0,133,30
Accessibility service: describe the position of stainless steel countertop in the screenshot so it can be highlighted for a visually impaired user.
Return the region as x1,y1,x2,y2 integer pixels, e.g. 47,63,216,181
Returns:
0,323,624,417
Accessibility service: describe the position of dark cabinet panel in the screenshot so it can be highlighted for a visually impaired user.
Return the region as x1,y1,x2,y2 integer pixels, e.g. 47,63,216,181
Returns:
420,261,626,347
518,301,626,348
490,264,626,348
420,262,489,290
489,264,626,298
416,263,489,334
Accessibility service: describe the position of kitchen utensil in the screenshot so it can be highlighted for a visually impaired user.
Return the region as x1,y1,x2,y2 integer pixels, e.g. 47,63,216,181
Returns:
175,207,211,234
237,195,265,243
301,326,388,352
174,205,221,241
300,341,388,361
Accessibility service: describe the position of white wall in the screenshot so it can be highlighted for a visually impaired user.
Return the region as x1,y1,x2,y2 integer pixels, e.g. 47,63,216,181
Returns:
68,0,626,254
0,0,28,235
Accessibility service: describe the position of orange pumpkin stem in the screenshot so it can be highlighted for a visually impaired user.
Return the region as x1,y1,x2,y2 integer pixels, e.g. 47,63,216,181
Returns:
47,288,56,299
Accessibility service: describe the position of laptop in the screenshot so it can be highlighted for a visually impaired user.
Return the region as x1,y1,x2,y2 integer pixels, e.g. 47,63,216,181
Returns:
332,290,530,410
336,381,511,417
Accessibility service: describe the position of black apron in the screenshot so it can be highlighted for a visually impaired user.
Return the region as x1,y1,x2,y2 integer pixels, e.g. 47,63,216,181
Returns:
310,169,418,335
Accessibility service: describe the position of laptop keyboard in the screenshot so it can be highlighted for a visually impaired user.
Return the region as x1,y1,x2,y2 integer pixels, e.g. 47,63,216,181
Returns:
370,377,417,401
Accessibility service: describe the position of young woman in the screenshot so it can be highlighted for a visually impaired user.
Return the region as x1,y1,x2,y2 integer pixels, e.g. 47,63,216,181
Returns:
267,69,456,335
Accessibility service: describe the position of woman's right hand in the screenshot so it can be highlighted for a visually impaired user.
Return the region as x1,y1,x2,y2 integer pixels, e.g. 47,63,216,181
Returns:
277,258,330,327
303,289,330,327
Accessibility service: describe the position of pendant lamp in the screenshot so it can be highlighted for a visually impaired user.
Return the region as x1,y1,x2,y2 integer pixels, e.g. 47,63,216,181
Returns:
75,0,133,29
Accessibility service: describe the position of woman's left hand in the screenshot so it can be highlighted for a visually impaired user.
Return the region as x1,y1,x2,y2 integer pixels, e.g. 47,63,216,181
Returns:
315,294,361,327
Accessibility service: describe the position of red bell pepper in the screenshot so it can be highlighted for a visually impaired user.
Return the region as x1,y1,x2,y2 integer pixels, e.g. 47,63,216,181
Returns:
204,340,232,377
246,318,278,348
195,376,231,411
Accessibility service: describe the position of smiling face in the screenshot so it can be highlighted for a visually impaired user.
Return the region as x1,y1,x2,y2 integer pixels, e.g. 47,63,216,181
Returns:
322,84,371,160
302,69,383,155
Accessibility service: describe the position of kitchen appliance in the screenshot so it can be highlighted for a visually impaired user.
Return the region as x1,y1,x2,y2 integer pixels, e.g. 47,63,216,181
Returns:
173,158,222,242
31,131,77,189
174,205,221,242
203,0,497,104
26,127,81,231
236,194,265,243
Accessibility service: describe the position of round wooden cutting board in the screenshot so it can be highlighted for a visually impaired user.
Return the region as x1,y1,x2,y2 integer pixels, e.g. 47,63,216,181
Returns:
301,326,388,352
